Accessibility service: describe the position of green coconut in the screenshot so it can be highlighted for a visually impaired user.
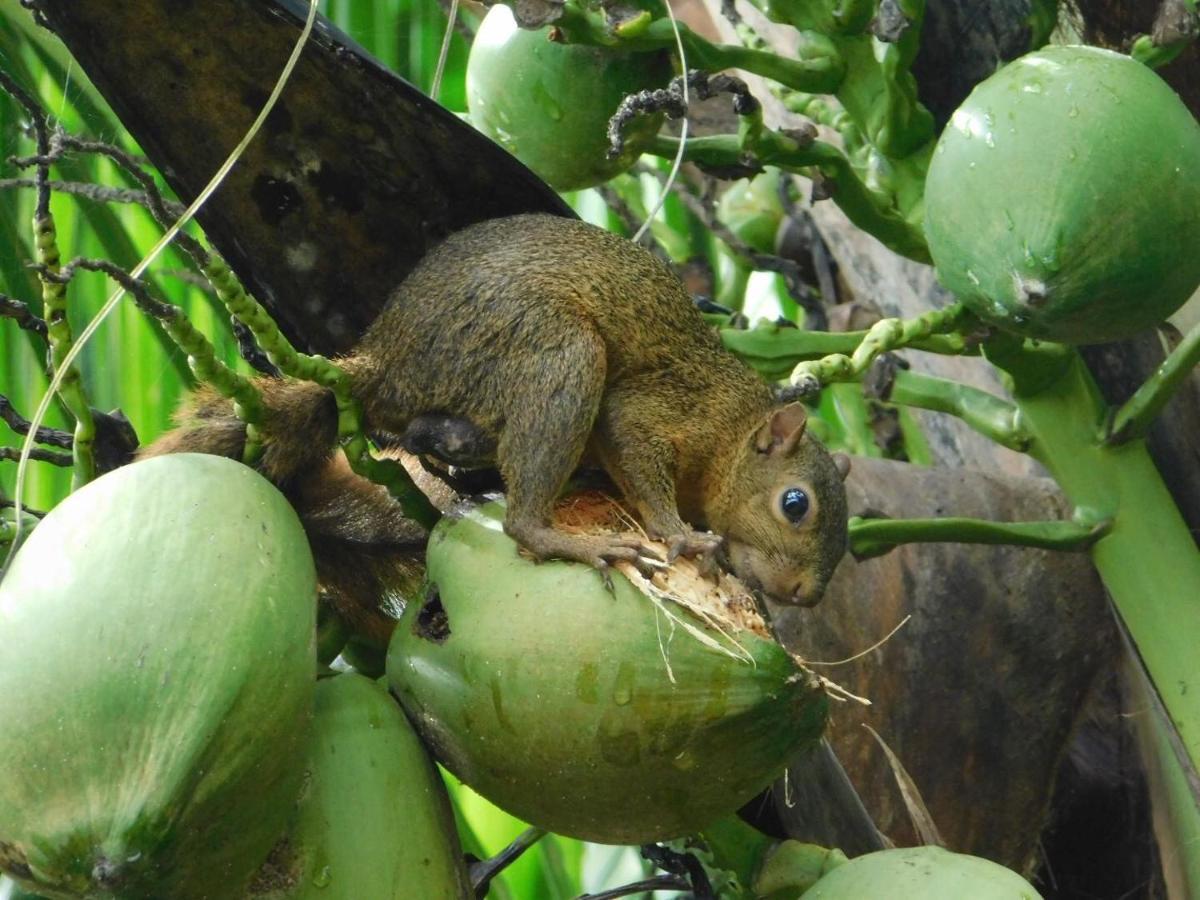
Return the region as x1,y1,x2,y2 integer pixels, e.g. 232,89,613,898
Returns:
924,44,1200,345
466,5,672,191
0,454,317,900
247,674,470,900
799,846,1042,899
387,496,828,845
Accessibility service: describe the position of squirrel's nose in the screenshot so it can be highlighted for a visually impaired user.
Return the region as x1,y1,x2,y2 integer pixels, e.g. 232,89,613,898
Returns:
789,577,821,608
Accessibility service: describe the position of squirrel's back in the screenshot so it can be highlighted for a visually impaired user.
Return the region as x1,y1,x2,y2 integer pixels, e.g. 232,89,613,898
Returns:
370,215,715,356
351,214,756,433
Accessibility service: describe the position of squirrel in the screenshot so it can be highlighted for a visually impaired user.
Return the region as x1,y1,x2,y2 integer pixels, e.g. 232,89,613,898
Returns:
143,213,850,622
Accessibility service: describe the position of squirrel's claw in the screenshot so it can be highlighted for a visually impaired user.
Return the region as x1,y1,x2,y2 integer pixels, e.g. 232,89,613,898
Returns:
596,560,617,594
592,539,664,581
663,530,725,578
510,522,669,584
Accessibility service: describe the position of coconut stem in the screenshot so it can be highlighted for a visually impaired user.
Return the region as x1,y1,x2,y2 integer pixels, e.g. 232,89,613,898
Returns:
33,219,96,491
1103,321,1200,445
847,514,1108,559
982,340,1200,884
719,325,972,382
885,369,1030,451
1131,0,1199,68
467,826,547,896
648,132,930,262
787,303,969,395
549,2,845,95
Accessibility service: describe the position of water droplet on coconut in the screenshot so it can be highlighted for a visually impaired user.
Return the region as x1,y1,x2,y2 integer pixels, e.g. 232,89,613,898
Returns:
1067,105,1079,118
312,865,332,887
533,82,563,121
984,132,995,148
494,127,517,153
613,661,635,706
671,750,697,771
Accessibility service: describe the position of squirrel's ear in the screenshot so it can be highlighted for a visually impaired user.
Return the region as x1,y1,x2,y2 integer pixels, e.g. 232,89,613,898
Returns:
833,452,851,480
754,402,808,456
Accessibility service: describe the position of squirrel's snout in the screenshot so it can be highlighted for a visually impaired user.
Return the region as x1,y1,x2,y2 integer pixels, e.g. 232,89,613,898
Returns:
789,584,821,608
727,540,828,607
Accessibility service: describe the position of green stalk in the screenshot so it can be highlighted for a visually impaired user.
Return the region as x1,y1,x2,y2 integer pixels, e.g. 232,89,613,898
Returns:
159,308,265,458
848,514,1107,559
1104,322,1200,445
719,323,970,381
647,133,930,261
35,217,95,490
1131,0,1198,70
789,303,967,393
0,506,41,550
202,255,437,528
985,342,1200,815
662,21,843,94
552,4,845,94
887,368,1030,451
806,322,1200,865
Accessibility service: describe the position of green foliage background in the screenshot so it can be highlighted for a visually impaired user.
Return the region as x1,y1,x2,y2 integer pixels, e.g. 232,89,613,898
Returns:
0,1,661,894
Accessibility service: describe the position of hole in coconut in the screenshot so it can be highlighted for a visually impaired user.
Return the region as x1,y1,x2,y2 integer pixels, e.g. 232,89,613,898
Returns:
1015,274,1049,307
91,857,124,888
414,584,451,643
247,836,300,895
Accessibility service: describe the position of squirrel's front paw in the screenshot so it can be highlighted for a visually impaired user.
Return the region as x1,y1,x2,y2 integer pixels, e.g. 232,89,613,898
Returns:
660,530,726,579
509,524,663,580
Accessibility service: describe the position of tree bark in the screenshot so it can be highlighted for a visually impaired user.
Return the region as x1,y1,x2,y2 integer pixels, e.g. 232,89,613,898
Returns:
775,457,1116,873
31,0,571,356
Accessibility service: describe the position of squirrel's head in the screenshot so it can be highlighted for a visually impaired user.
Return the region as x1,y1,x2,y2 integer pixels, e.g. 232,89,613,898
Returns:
714,403,850,607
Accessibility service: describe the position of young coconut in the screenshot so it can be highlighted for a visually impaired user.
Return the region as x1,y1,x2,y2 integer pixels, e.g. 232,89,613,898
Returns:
247,674,471,900
388,493,829,845
0,455,317,900
466,5,672,191
797,846,1042,899
925,45,1200,345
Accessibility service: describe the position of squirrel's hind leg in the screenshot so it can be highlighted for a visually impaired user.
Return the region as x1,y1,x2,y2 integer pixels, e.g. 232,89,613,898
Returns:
497,330,657,574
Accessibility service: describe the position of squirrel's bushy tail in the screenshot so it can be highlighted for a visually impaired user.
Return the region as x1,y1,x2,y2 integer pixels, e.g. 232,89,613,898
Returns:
140,377,339,485
143,378,423,650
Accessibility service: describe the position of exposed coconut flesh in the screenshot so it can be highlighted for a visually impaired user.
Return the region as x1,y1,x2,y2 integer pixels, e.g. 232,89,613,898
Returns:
550,490,772,642
550,491,861,704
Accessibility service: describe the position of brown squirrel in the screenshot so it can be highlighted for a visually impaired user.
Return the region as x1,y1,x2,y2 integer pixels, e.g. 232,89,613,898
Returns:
145,213,849,618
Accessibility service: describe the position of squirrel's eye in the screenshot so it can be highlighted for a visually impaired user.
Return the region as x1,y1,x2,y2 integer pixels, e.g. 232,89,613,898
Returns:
780,487,810,523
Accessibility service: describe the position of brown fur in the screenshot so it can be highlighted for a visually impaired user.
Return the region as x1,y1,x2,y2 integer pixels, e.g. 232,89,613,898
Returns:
149,214,849,614
290,454,427,646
